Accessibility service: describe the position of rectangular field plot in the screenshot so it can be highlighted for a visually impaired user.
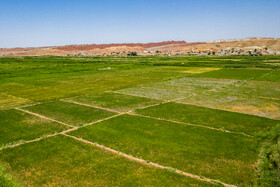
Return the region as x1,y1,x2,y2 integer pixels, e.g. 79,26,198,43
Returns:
221,80,280,99
69,114,258,186
64,92,161,112
0,109,68,147
117,77,237,100
180,90,280,119
23,101,116,126
136,102,278,135
254,69,280,82
0,135,215,186
175,79,279,119
0,93,31,110
191,68,274,81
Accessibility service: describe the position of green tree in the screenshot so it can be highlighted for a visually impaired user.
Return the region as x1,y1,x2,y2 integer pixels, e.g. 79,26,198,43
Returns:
127,52,137,56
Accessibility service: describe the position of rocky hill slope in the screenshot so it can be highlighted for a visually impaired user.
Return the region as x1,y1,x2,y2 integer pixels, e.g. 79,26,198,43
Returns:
0,38,279,56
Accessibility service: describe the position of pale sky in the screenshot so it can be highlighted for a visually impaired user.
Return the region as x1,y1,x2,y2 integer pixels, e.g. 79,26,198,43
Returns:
0,0,280,48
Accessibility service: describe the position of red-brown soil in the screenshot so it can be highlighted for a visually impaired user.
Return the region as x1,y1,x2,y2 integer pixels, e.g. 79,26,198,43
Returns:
1,38,279,56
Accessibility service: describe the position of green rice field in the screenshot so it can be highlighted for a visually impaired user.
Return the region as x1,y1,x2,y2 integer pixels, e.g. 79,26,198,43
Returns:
0,56,280,186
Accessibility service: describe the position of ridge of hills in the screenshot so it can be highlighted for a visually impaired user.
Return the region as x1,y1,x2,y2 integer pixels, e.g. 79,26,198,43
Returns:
1,37,279,56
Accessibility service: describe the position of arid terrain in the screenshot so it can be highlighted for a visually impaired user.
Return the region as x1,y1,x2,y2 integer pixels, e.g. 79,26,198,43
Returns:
1,37,280,56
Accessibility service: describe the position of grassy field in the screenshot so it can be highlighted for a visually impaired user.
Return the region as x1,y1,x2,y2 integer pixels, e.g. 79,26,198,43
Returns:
69,114,258,185
0,109,68,147
0,55,280,186
64,92,161,112
135,102,279,135
0,135,214,186
23,101,116,126
191,68,280,82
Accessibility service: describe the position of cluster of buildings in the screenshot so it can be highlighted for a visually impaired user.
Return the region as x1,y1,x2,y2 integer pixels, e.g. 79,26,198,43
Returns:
97,48,280,57
174,48,280,56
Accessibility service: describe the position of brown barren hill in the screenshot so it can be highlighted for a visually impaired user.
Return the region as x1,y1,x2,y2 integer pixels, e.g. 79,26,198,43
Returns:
179,38,280,51
1,38,279,56
0,41,187,56
54,41,187,51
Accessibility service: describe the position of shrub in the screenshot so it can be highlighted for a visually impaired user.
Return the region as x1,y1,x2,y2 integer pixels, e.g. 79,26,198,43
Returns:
127,52,137,56
256,124,280,186
0,165,21,187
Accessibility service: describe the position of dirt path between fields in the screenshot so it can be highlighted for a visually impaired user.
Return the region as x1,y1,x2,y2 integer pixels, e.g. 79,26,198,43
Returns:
1,110,122,151
0,112,236,187
4,101,239,186
129,112,252,137
0,127,77,151
15,107,74,128
62,98,252,137
111,91,166,101
63,133,236,187
61,99,120,113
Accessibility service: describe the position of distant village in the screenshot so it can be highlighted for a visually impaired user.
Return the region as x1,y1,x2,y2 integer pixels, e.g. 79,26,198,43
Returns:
1,37,280,57
147,48,280,56
75,47,280,57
